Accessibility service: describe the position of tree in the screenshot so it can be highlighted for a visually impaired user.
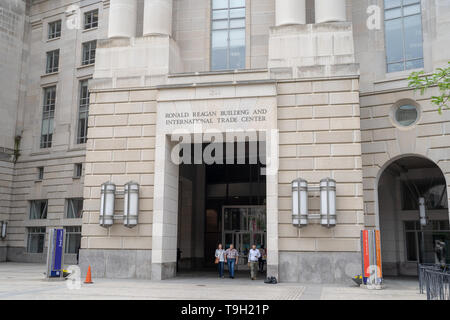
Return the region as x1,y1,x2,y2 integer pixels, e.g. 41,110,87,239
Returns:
408,62,450,114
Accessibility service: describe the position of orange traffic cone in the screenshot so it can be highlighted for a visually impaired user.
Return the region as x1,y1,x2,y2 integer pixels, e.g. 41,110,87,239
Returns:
84,265,93,284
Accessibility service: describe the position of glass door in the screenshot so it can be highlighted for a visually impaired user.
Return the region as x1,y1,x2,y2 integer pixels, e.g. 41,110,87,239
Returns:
222,206,266,266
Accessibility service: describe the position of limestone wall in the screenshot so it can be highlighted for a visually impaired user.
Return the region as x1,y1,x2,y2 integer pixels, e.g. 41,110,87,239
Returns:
352,0,450,93
361,87,450,229
276,77,364,282
0,0,26,151
82,89,157,250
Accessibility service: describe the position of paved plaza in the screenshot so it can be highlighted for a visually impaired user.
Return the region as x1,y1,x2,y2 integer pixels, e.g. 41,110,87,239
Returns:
0,263,426,300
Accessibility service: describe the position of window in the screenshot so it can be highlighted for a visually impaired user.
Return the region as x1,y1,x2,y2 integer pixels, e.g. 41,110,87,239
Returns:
66,198,83,219
384,0,424,73
74,163,83,178
46,49,59,73
30,200,48,219
40,86,56,148
84,9,98,30
82,40,97,65
37,167,44,180
65,226,82,254
211,0,246,71
77,80,90,144
395,104,418,126
404,220,450,263
27,227,46,253
48,20,61,39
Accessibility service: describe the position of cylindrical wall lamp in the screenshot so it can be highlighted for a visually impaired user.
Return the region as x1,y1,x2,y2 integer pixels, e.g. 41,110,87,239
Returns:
100,182,116,227
124,181,139,228
419,197,427,227
1,221,7,239
320,178,336,228
292,179,308,227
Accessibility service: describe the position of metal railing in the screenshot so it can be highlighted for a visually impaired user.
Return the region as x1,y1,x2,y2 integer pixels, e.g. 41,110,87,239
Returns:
418,264,450,300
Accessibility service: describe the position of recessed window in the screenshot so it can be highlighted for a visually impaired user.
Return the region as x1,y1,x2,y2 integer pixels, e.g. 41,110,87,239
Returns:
384,0,424,73
81,40,96,65
404,220,450,263
27,227,46,253
46,49,59,74
66,198,83,219
48,20,61,39
74,163,83,178
211,0,246,71
29,200,48,220
84,9,98,30
37,167,44,180
65,226,82,254
395,104,418,126
77,80,90,144
41,86,56,148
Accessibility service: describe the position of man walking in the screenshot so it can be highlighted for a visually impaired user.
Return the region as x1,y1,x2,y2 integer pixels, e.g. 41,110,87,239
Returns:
248,244,261,280
225,244,239,279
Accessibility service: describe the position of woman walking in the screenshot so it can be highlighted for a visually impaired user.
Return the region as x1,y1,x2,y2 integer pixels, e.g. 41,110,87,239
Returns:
215,243,225,278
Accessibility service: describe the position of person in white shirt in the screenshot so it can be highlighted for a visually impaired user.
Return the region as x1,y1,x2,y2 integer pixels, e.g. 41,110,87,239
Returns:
248,244,261,280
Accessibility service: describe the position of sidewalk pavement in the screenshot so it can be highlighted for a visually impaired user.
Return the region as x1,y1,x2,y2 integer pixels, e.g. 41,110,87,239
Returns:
0,263,425,300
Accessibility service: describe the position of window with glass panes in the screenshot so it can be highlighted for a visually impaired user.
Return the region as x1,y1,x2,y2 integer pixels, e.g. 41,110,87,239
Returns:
29,200,48,219
66,198,83,219
37,167,44,180
82,40,96,65
211,0,246,71
404,220,450,263
74,163,83,178
46,49,59,73
27,227,46,253
77,80,90,144
48,20,61,39
65,226,82,254
384,0,424,73
40,86,56,148
84,9,98,30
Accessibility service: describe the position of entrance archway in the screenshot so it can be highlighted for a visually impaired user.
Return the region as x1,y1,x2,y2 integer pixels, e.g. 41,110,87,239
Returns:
176,142,267,275
377,156,449,276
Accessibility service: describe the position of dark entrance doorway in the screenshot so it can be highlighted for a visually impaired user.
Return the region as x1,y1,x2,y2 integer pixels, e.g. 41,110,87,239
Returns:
378,156,449,276
176,142,267,273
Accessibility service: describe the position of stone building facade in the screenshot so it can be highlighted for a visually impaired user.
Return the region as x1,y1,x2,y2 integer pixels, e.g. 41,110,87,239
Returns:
0,0,449,283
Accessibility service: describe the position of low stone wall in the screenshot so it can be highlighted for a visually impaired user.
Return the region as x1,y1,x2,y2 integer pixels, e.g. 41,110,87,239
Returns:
79,249,152,279
6,247,78,265
0,246,6,262
279,251,361,283
7,247,46,263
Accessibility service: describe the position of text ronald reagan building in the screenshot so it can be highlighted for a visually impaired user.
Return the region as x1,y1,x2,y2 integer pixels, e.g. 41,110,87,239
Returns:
0,0,449,283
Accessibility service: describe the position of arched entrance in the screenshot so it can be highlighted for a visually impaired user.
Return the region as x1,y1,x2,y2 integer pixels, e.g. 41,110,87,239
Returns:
378,156,449,276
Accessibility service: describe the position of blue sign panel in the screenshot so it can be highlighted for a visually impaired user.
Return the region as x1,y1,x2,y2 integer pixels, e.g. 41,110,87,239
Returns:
50,228,64,277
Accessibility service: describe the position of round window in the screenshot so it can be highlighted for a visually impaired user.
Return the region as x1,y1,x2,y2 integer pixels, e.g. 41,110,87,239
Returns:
395,104,418,126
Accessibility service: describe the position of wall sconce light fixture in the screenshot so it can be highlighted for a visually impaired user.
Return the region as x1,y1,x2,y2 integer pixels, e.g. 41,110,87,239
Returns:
100,182,116,227
1,221,7,239
124,181,139,228
419,197,427,227
292,179,308,227
320,178,336,228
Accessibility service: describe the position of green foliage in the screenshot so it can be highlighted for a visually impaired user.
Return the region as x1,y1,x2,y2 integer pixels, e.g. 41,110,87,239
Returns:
408,62,450,114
